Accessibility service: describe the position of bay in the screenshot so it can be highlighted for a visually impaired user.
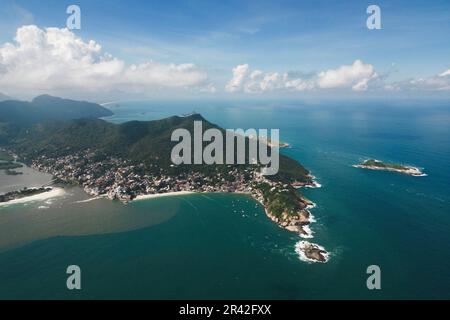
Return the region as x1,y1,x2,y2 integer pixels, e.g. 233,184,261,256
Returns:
1,99,449,299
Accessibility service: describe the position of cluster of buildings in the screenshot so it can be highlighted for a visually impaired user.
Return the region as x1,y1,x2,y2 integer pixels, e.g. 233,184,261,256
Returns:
30,150,279,203
28,148,328,261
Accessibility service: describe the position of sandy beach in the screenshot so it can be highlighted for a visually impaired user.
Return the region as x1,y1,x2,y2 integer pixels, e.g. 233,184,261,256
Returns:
0,187,66,207
74,195,108,203
133,191,195,201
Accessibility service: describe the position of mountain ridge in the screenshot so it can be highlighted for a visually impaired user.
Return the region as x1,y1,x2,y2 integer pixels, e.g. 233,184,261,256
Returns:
0,94,113,126
0,93,10,102
8,114,310,183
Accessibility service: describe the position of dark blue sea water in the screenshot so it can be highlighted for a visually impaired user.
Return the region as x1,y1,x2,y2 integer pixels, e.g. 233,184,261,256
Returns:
0,99,449,299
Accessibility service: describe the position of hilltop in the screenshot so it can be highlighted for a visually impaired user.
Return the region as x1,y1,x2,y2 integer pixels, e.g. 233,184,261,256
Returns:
0,94,113,145
9,114,311,184
0,95,113,125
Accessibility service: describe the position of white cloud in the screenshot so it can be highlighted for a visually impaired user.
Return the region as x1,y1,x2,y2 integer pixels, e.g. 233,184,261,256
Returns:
226,62,450,94
439,69,450,77
5,26,446,97
386,68,450,92
260,72,282,91
317,60,377,91
225,64,250,92
243,70,286,93
225,60,377,93
124,62,208,88
284,76,315,91
198,83,217,93
0,25,210,94
226,65,315,94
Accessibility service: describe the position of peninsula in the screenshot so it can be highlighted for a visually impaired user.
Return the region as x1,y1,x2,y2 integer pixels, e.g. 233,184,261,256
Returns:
1,102,329,263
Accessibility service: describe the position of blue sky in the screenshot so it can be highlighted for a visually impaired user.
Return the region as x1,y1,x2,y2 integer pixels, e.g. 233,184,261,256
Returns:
0,0,449,99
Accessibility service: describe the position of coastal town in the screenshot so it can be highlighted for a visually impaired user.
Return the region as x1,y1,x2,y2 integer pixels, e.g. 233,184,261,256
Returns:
30,149,261,202
25,149,329,262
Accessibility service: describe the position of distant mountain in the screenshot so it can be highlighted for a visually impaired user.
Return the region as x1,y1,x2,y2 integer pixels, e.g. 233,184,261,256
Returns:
0,95,113,125
0,93,10,102
10,114,310,183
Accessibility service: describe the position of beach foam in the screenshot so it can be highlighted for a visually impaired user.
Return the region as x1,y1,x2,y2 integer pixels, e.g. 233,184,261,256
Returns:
307,211,317,223
305,175,322,188
415,173,428,177
295,241,330,263
299,225,314,239
304,181,322,188
306,202,317,210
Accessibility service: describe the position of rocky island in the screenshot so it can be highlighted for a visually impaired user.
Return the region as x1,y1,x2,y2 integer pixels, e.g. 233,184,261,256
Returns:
296,241,329,263
354,159,425,177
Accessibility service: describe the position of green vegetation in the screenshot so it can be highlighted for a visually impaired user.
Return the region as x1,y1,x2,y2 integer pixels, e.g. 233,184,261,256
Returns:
255,182,306,219
362,159,408,170
0,95,309,185
8,115,311,184
0,96,312,219
0,94,113,126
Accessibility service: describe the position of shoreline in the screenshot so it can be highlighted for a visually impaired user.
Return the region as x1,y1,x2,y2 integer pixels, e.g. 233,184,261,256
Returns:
353,164,427,177
295,241,330,263
133,191,196,201
9,157,329,263
79,186,328,262
289,179,329,261
115,181,328,262
292,174,322,189
74,195,108,203
353,159,426,177
0,187,65,207
253,176,329,263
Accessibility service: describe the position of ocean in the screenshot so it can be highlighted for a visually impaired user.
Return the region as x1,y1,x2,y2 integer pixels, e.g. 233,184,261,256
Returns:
0,99,449,299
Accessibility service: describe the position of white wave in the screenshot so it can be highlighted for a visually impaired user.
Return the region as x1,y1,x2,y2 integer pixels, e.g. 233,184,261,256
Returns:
306,202,317,210
414,173,428,177
299,225,314,239
304,180,322,188
74,196,105,204
307,212,317,223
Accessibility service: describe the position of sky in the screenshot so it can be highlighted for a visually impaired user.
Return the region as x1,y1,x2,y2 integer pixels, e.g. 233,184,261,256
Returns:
0,0,449,101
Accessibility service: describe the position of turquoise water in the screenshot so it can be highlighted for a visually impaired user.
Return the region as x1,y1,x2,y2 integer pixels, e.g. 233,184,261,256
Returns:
0,100,449,299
